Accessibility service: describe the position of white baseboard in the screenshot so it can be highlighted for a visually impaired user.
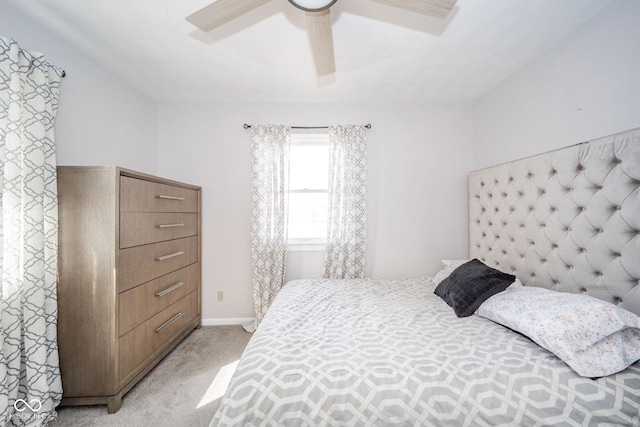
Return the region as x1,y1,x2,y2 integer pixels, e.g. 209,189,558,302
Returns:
202,317,255,326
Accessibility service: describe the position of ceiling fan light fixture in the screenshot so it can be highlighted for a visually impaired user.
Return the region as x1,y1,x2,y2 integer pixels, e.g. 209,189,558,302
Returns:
288,0,337,12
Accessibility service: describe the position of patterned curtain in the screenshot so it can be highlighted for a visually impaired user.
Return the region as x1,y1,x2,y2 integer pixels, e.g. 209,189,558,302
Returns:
246,125,290,332
323,125,368,279
0,37,63,426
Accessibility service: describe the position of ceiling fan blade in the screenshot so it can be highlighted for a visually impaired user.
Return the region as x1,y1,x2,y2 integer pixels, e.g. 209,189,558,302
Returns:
306,10,336,76
186,0,271,32
369,0,457,19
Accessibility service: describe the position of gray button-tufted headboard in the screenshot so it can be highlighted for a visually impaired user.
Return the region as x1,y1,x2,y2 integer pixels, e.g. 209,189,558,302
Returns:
469,127,640,310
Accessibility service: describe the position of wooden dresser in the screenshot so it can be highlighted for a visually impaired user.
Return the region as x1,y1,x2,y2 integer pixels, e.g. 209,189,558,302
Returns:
56,166,202,413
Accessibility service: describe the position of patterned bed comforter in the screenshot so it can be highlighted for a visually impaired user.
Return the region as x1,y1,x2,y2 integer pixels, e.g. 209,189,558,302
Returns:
210,278,640,427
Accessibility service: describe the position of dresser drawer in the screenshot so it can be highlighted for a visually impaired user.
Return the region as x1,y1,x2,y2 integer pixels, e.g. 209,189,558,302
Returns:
119,263,199,336
119,236,198,292
120,176,198,213
118,291,198,382
120,212,198,249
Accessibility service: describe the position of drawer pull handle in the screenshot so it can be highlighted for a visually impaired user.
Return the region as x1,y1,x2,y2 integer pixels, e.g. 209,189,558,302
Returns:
157,195,185,201
155,251,184,261
157,223,185,228
156,281,185,297
155,312,184,333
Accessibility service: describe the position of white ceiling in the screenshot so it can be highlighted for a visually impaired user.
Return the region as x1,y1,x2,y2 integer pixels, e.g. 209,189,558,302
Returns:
8,0,614,104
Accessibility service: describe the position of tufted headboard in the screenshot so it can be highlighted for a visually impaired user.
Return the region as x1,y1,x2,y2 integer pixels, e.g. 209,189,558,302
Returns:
469,127,640,310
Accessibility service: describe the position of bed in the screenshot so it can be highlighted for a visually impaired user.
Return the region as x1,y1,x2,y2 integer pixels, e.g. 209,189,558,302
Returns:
211,128,640,426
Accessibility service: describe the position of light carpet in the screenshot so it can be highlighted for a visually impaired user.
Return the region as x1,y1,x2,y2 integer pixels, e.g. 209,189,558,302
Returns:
50,326,252,427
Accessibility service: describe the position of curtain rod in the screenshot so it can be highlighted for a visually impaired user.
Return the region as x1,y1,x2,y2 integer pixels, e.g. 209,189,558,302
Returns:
243,123,371,130
54,66,66,78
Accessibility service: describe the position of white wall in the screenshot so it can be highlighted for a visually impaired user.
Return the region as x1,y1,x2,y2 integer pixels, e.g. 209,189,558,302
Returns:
118,0,640,326
157,103,474,322
2,0,475,324
14,0,634,325
473,0,640,169
0,0,158,173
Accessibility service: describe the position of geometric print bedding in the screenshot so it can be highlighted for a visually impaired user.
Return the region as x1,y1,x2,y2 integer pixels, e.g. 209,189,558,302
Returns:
210,278,640,426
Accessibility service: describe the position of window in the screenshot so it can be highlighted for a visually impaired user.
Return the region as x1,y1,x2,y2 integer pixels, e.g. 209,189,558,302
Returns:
288,131,329,248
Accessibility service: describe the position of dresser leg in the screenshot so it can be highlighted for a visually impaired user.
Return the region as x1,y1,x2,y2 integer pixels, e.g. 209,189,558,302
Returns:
107,396,122,414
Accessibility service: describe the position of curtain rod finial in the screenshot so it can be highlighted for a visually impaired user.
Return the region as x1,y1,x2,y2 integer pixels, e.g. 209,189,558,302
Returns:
243,124,251,129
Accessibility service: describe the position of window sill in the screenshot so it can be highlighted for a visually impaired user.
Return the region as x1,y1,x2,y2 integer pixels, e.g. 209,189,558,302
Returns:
287,242,326,252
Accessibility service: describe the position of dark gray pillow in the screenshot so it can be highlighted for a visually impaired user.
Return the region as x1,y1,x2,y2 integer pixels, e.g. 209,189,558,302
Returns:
434,259,514,317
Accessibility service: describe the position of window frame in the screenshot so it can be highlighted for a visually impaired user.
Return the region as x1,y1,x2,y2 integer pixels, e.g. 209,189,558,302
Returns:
287,131,329,251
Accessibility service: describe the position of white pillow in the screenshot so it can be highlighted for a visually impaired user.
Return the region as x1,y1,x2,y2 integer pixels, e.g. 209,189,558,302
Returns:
477,286,640,377
432,259,468,285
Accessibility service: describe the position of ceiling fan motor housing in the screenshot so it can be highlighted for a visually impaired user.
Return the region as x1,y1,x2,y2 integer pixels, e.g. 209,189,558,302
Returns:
288,0,338,12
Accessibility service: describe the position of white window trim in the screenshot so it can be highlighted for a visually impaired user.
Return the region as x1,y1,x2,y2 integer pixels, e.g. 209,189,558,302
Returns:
287,132,329,248
287,238,326,252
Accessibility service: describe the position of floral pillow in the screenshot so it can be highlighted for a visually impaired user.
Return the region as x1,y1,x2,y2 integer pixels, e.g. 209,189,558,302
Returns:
477,286,640,377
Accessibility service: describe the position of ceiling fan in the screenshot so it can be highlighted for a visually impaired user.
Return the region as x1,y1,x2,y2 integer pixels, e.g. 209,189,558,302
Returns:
186,0,457,76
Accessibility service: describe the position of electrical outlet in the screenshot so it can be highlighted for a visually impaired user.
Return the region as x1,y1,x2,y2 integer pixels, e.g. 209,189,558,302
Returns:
217,291,224,302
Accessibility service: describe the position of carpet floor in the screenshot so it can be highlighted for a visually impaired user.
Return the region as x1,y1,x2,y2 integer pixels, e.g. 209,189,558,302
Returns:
50,326,252,427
